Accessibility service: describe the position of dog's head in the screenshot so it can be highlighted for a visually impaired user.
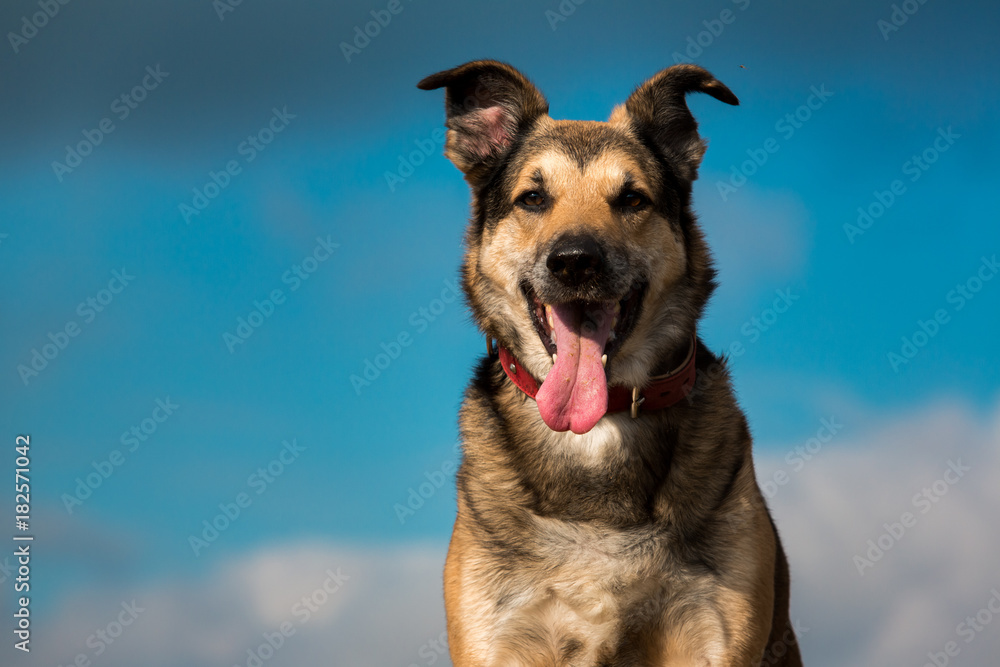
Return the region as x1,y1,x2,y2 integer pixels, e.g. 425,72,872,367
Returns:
419,60,737,434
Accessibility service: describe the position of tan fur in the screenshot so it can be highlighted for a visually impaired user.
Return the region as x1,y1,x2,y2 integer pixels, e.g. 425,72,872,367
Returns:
420,61,802,666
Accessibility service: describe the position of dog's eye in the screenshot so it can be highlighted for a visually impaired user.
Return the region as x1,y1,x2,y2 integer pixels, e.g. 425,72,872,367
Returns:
518,191,546,208
617,191,647,210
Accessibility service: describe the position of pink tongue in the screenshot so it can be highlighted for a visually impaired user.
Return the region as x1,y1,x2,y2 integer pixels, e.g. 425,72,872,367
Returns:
536,302,615,434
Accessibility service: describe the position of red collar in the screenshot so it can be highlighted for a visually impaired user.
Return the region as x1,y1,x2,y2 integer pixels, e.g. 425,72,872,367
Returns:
493,335,697,418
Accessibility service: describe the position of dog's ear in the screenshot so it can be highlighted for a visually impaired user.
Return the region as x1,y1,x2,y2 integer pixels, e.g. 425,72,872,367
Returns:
418,60,548,185
611,64,738,182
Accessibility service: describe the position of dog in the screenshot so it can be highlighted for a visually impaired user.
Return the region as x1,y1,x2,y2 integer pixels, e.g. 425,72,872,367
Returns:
418,60,802,666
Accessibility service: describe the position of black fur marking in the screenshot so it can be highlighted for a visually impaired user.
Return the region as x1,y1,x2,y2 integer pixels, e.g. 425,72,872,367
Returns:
713,437,749,512
561,637,584,661
476,131,530,234
531,123,641,170
629,128,686,225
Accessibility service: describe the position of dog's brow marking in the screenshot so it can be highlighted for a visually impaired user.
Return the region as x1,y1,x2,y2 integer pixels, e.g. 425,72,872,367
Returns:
531,151,577,175
517,152,577,195
581,158,651,199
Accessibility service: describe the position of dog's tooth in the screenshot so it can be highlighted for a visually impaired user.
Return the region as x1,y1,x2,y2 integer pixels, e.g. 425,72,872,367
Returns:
613,302,621,315
552,353,557,364
610,316,618,329
545,304,554,329
601,354,607,368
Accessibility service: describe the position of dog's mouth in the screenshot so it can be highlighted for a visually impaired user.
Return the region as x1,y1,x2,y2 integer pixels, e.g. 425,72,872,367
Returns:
522,283,646,434
525,283,645,360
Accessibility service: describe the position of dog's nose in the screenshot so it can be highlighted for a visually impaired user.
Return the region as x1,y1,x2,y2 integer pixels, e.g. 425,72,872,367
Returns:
546,234,606,287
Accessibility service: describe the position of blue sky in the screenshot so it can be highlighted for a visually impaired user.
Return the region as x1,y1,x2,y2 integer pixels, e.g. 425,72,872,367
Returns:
1,1,999,665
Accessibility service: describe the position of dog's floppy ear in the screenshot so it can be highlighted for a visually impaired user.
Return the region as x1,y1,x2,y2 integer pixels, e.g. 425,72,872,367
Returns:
611,64,738,182
418,60,548,185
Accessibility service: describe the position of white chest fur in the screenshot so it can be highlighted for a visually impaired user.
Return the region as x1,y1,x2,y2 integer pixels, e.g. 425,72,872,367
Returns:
468,517,727,666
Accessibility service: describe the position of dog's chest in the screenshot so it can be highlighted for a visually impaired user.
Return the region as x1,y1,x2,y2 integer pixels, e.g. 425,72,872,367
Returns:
477,519,725,666
516,413,675,524
464,398,730,662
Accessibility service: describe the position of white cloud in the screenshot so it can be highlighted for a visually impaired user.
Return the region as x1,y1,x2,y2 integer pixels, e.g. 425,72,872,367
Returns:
8,399,999,667
762,397,1000,666
4,543,449,667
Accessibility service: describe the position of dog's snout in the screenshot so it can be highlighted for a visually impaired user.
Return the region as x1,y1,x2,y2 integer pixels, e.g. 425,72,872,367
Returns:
546,234,606,288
